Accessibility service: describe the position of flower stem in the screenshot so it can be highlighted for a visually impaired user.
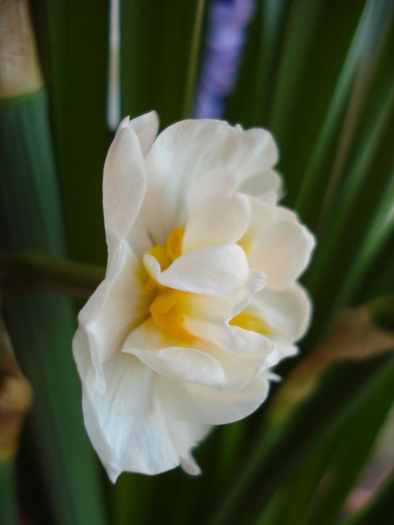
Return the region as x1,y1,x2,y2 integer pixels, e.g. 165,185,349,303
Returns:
182,0,205,119
0,252,105,300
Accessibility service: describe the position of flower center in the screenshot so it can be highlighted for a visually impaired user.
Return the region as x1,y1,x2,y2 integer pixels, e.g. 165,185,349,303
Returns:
146,228,196,345
229,312,271,336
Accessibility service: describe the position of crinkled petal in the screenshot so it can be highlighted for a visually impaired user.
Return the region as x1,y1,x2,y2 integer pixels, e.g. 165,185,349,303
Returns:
238,168,282,197
122,319,226,386
164,417,211,475
74,329,181,481
127,111,159,156
250,283,312,341
157,373,270,425
183,193,251,253
138,119,279,244
103,125,147,248
158,245,251,297
265,340,299,368
184,317,272,360
186,168,238,216
76,241,150,393
180,270,266,322
248,221,315,289
186,337,274,391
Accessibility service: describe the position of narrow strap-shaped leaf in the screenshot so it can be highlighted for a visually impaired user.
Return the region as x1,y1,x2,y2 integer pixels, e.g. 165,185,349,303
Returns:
295,0,393,225
340,469,394,525
253,356,394,525
0,460,18,525
0,91,107,525
31,0,109,265
207,355,393,525
120,0,206,130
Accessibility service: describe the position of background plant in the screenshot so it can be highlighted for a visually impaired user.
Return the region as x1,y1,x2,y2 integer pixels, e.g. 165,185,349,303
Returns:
0,0,393,524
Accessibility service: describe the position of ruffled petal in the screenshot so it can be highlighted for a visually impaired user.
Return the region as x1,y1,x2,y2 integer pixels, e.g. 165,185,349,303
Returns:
103,124,147,248
164,417,211,475
158,245,251,297
127,111,159,156
248,221,315,290
138,119,279,244
250,283,312,341
122,319,226,386
238,168,282,197
158,373,270,425
76,241,151,393
182,193,251,253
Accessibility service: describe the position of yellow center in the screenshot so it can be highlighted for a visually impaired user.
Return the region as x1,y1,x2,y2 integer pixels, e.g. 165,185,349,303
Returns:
229,312,271,336
144,227,270,345
146,228,196,345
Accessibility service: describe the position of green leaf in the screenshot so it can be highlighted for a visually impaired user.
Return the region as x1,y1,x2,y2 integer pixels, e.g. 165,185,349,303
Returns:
208,355,393,525
254,356,394,525
340,469,394,525
121,0,206,130
0,459,18,525
31,0,109,265
0,91,107,525
0,252,104,299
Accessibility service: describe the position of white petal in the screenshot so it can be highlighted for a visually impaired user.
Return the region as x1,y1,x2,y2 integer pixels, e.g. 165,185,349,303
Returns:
103,125,147,248
183,193,251,253
265,341,299,368
158,374,270,425
248,221,315,289
81,351,182,481
180,270,266,322
165,417,211,475
185,168,237,215
127,111,159,156
238,168,282,197
250,283,312,341
184,317,272,360
123,319,226,386
76,241,150,393
158,245,250,297
139,119,279,243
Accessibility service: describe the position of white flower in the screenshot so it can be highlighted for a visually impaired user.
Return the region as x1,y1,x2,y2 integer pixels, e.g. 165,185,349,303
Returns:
72,112,315,482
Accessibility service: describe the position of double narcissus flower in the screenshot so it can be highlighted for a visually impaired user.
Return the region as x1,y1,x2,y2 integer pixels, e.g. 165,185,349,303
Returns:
72,112,315,482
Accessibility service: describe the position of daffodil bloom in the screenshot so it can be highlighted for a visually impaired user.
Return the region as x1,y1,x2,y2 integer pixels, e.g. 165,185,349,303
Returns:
73,112,315,481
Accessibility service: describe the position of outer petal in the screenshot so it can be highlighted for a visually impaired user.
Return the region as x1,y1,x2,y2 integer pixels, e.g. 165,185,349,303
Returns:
238,168,282,198
76,241,151,393
75,329,210,479
165,418,211,475
74,329,181,481
158,373,270,425
103,124,147,249
139,119,279,244
158,244,251,297
248,221,315,289
127,111,159,156
250,283,312,342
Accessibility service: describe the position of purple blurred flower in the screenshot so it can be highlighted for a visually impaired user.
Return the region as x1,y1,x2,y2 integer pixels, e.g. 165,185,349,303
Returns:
193,0,256,119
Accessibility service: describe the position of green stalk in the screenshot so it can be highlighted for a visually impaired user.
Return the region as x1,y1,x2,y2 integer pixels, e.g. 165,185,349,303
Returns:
340,469,394,525
121,0,206,130
0,460,18,525
0,91,107,525
181,0,205,119
0,252,104,300
209,356,394,525
295,0,392,225
31,0,109,266
335,171,394,306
